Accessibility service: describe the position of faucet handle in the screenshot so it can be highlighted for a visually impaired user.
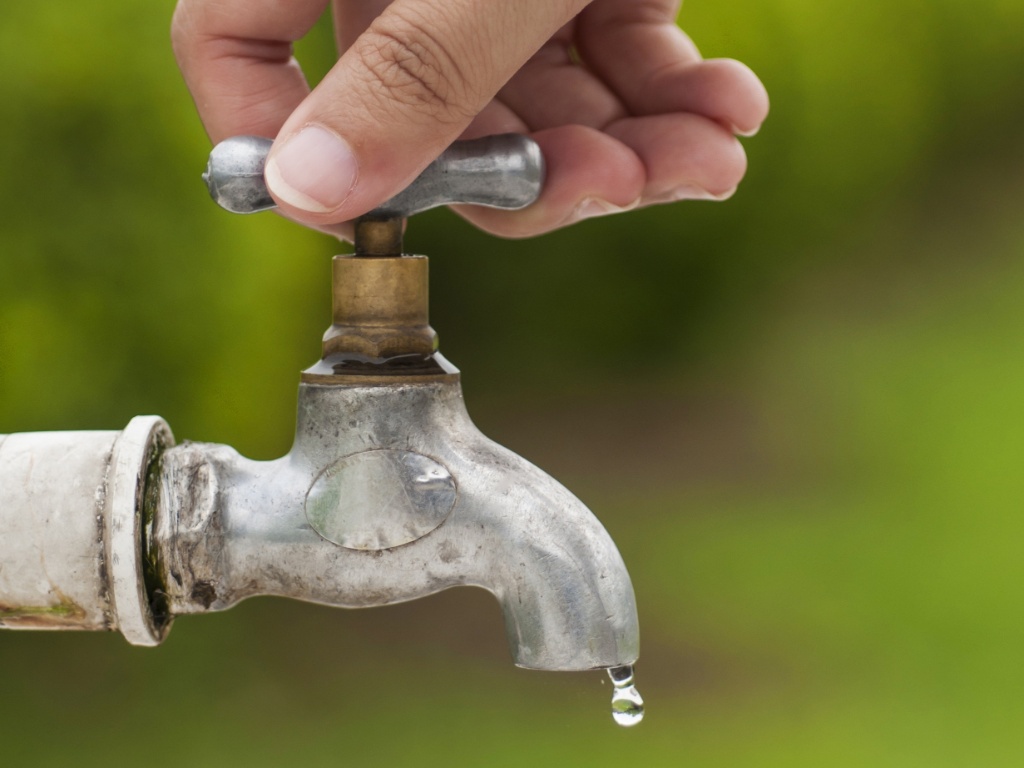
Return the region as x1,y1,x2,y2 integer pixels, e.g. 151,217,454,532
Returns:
203,134,545,218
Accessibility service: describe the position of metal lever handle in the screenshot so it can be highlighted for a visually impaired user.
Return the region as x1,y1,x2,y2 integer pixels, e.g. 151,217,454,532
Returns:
204,134,544,218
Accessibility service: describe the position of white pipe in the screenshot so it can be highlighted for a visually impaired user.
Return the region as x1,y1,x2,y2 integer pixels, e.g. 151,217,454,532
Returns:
0,416,173,645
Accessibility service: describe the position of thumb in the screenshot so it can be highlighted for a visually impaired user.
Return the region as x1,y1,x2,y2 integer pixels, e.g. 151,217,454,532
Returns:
264,0,586,225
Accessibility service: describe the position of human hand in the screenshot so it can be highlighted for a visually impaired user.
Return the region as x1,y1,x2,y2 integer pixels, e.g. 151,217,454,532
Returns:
172,0,768,238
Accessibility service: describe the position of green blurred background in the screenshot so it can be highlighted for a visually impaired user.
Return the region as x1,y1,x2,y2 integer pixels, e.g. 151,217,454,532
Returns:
2,1,1024,765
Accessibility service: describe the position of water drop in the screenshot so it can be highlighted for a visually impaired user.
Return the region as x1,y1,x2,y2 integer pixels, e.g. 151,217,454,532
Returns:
607,664,644,727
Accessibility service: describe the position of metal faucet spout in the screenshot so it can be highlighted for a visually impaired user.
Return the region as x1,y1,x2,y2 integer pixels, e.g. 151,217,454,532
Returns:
152,376,639,671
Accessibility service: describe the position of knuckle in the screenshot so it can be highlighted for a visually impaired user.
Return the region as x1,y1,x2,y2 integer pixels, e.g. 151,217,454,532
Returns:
356,13,480,125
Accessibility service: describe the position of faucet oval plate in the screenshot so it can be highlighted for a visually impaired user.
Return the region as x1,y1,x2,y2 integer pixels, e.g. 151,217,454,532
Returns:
305,449,457,551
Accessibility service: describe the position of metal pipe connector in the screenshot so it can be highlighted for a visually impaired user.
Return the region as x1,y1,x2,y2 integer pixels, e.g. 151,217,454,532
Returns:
323,254,436,360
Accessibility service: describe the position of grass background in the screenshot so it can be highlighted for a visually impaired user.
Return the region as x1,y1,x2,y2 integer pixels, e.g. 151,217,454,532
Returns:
2,1,1023,765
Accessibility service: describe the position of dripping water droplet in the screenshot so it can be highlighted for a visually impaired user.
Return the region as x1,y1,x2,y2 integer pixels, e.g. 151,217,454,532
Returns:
607,664,644,727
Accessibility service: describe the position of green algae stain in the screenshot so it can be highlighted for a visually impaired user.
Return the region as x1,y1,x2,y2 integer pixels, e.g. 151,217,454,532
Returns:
0,601,87,628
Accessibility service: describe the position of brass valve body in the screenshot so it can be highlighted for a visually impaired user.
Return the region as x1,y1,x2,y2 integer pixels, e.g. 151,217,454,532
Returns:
323,254,436,360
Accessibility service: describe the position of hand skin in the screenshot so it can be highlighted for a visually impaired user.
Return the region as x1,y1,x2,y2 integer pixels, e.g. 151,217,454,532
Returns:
172,0,769,238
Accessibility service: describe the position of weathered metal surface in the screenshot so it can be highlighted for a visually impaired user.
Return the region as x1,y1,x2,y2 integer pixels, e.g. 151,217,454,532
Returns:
305,449,457,551
152,378,640,671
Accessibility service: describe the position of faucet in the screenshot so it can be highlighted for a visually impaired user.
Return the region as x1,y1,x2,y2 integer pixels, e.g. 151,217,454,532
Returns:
0,135,642,719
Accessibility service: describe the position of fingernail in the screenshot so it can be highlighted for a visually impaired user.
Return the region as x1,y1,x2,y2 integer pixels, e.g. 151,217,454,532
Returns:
645,185,736,204
265,125,358,213
571,197,638,223
731,121,762,138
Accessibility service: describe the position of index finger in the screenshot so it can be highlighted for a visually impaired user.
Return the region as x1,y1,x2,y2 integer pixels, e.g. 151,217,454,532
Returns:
171,0,329,143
